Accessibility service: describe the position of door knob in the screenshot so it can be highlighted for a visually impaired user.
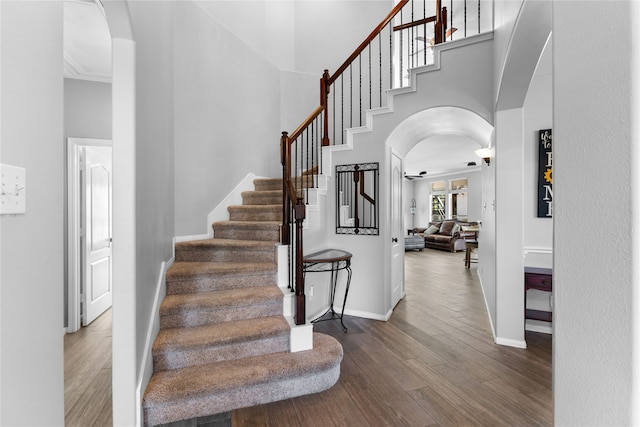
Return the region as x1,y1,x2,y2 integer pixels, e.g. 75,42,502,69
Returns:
392,237,398,242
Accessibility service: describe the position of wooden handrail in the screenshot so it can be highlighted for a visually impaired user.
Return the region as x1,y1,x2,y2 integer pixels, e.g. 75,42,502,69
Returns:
393,15,437,32
327,0,409,86
289,105,324,142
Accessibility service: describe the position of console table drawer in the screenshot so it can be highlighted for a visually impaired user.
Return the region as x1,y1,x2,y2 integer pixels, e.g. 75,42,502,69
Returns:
524,273,552,292
524,267,552,323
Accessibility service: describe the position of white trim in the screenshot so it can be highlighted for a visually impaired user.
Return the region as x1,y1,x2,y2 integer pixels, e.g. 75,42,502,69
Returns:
288,320,313,352
207,173,258,236
173,173,258,243
523,247,553,254
136,260,171,425
66,137,112,334
342,307,392,322
477,272,497,342
277,244,289,288
525,319,553,334
495,336,527,349
174,233,210,243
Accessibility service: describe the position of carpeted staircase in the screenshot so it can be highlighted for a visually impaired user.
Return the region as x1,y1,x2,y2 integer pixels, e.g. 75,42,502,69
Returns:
143,177,343,426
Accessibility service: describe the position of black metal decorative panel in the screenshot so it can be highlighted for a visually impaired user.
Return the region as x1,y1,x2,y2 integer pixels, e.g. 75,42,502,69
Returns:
336,163,379,235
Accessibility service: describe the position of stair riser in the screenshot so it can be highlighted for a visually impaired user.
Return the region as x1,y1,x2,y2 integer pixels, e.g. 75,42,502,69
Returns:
213,228,279,242
253,179,281,191
253,179,314,191
153,334,289,372
160,302,282,329
144,363,340,426
175,248,275,263
166,273,277,295
241,194,282,205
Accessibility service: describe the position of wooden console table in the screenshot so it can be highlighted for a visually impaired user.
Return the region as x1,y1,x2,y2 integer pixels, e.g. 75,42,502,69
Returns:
524,267,552,322
302,249,352,332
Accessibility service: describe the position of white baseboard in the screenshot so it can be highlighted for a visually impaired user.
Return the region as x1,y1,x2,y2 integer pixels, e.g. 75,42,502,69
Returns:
342,307,391,321
477,272,497,341
495,336,527,349
526,320,553,334
136,259,172,424
174,173,259,244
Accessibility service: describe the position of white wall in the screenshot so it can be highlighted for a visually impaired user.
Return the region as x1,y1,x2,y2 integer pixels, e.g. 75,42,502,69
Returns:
0,1,65,424
522,43,552,329
313,38,494,320
492,0,552,347
126,0,177,408
553,1,638,424
173,1,281,236
293,1,393,75
64,79,112,139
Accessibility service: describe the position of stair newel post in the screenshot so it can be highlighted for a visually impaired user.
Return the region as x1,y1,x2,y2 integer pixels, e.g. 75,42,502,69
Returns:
281,132,291,245
442,7,448,41
434,0,444,44
294,197,306,325
321,69,331,147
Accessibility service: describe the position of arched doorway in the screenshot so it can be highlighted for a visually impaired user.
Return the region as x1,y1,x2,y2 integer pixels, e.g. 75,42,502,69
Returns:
386,106,494,312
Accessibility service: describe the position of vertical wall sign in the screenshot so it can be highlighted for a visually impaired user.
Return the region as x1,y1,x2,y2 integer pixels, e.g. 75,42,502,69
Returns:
537,129,553,218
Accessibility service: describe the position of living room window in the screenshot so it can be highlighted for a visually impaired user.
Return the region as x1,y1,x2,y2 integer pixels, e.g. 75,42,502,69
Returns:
449,178,468,222
430,181,446,221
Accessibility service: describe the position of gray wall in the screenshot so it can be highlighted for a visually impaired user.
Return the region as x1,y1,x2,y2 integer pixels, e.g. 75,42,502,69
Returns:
64,79,112,139
173,0,281,236
554,1,638,424
0,1,65,424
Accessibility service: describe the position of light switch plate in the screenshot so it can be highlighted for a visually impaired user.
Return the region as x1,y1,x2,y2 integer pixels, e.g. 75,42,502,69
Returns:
1,163,26,214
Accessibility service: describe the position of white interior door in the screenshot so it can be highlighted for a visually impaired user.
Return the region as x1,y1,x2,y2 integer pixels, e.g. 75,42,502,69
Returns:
391,150,404,307
82,146,113,326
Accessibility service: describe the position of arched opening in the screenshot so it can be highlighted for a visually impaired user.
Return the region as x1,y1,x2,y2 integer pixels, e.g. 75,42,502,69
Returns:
386,106,493,311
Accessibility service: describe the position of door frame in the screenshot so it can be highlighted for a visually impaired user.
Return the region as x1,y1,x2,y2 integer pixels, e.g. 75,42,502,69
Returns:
66,137,112,333
390,147,405,308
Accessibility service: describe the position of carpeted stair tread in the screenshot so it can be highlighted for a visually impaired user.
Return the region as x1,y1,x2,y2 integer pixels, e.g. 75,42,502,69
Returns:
213,220,280,242
252,178,282,191
241,190,283,205
175,238,276,263
160,286,282,315
154,316,288,352
165,261,277,295
167,261,276,281
143,332,343,426
152,316,290,371
175,238,275,251
227,204,281,221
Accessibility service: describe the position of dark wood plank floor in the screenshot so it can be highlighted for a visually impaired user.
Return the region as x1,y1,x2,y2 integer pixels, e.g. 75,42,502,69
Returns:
65,308,113,427
64,250,552,427
232,249,553,426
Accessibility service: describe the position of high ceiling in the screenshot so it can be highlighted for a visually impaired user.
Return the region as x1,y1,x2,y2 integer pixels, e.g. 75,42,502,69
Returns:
403,134,483,178
63,0,112,82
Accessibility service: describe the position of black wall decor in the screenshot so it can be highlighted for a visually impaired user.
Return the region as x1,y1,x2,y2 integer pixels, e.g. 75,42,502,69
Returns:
336,162,379,235
537,129,553,218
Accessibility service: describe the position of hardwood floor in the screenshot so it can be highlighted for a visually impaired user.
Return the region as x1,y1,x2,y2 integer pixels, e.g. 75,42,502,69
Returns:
64,308,113,427
63,250,552,426
232,249,553,426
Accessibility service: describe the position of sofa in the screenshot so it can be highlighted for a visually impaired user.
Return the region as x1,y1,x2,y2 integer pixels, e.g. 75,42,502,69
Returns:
414,220,478,252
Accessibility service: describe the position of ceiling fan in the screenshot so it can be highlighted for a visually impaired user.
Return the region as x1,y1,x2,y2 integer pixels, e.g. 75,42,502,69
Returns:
415,27,458,48
404,171,428,180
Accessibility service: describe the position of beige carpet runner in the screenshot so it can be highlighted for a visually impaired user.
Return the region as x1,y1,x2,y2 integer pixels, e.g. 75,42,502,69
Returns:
143,178,342,426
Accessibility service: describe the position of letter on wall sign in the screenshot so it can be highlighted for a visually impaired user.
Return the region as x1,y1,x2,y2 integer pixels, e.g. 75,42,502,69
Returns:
538,129,552,218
